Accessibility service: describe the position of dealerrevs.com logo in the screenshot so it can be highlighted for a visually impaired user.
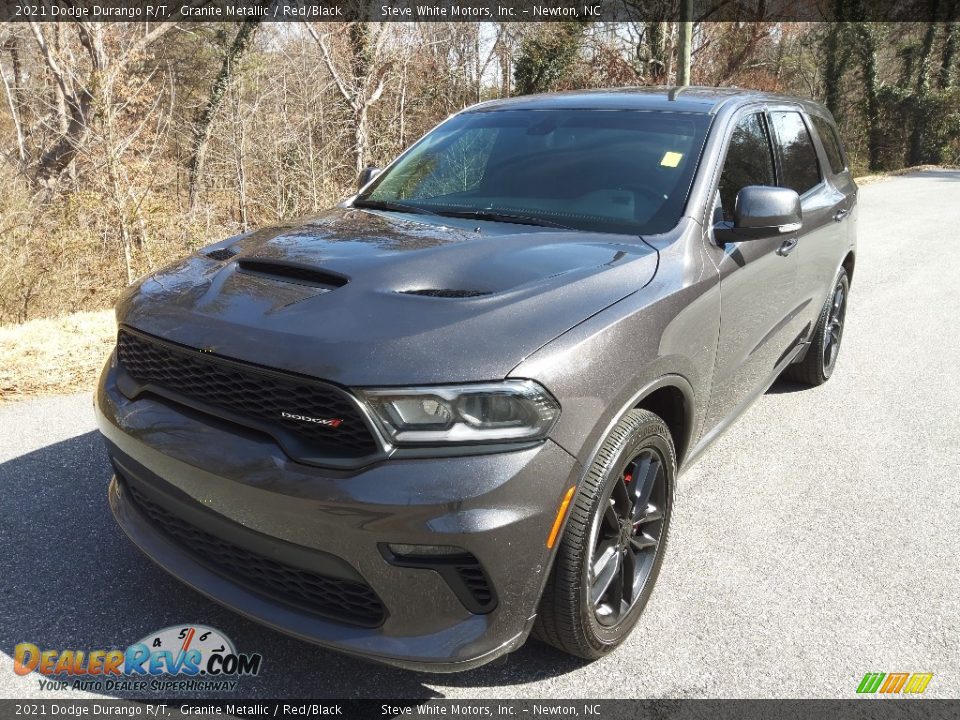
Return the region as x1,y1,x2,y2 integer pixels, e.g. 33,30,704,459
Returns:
14,625,263,693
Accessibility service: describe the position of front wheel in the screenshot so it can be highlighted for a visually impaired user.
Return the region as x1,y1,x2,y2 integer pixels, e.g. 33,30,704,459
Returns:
786,268,850,386
533,409,676,659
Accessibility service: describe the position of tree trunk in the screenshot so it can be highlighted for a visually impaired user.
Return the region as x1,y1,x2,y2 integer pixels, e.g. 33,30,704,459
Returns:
109,157,135,283
645,22,669,82
677,1,693,86
188,19,261,209
348,23,372,174
231,81,249,230
500,40,511,96
51,23,70,166
398,62,407,147
475,26,482,103
909,8,941,165
823,21,846,118
34,88,96,187
855,25,882,171
2,36,29,153
0,56,27,166
354,106,369,177
941,1,958,88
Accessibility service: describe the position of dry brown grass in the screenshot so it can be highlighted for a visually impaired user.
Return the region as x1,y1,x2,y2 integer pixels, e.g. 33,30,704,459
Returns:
0,310,115,404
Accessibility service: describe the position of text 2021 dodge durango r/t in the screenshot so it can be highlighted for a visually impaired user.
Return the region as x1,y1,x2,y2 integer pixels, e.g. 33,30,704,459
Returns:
96,87,856,671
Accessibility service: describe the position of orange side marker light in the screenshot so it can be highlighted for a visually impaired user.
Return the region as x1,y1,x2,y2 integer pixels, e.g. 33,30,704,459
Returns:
546,485,577,549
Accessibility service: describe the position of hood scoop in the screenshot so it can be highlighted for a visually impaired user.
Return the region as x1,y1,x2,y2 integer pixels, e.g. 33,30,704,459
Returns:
400,288,492,298
236,259,349,290
205,247,238,262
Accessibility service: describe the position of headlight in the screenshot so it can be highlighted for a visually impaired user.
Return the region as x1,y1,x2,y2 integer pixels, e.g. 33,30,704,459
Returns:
358,380,560,445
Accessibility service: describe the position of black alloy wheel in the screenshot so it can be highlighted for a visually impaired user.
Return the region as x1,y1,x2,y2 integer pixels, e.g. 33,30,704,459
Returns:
786,267,850,386
589,448,667,627
533,409,675,659
822,276,847,377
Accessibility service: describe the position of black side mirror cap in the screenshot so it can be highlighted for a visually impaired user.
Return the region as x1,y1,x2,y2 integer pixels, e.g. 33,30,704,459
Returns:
715,185,802,244
358,166,381,189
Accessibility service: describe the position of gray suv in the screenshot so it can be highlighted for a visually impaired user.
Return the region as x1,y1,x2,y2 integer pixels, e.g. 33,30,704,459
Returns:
96,87,856,671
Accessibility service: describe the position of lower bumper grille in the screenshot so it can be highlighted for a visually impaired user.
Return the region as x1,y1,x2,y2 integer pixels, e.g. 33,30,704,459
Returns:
457,565,495,608
124,481,386,628
381,546,497,614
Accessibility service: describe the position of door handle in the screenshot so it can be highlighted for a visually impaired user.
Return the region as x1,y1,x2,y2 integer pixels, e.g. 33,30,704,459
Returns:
776,237,798,256
833,208,849,222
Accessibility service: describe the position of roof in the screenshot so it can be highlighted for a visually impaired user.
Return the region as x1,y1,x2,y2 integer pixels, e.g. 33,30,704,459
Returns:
466,86,809,114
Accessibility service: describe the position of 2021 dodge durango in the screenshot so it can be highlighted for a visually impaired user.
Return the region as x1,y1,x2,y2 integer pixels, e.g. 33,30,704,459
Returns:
96,87,856,671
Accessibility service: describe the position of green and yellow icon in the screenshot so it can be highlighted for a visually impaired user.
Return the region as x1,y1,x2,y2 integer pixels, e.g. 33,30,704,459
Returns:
857,672,933,694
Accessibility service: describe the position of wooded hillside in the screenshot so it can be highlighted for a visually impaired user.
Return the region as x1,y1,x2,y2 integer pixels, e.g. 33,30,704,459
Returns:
1,19,957,323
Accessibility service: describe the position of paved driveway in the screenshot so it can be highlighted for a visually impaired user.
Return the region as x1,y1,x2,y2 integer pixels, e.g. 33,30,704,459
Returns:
1,170,958,699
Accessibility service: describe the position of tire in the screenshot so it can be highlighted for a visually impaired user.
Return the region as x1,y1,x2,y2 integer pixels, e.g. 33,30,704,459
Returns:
786,268,850,386
533,409,676,659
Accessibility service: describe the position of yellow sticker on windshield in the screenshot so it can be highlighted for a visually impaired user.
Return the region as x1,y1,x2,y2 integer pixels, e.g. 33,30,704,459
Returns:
660,151,683,168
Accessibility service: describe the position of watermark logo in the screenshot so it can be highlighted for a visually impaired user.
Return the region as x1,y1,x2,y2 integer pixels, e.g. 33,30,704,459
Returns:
13,624,262,693
857,672,933,695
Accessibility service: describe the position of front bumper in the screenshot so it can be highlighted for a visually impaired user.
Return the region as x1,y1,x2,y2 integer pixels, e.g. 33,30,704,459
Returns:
96,360,580,672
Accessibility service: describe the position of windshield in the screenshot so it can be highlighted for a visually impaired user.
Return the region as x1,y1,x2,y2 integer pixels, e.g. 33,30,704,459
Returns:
356,109,712,235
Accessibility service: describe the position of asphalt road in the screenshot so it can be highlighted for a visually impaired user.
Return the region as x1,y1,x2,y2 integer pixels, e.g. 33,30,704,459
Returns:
1,170,958,700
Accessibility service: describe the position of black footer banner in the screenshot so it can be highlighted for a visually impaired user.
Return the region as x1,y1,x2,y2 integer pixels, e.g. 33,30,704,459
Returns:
3,699,959,720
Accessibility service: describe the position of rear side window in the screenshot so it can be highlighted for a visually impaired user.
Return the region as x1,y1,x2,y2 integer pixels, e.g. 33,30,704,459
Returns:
810,114,846,174
717,113,776,222
771,111,822,196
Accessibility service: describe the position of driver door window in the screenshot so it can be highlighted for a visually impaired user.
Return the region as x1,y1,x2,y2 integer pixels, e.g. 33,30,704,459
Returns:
717,113,776,221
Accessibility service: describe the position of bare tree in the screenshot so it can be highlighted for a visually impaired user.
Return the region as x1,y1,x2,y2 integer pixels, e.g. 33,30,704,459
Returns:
306,21,391,177
188,19,262,209
25,21,183,189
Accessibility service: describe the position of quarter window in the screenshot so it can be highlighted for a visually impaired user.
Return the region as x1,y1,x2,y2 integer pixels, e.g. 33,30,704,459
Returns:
717,113,776,222
771,111,822,195
810,114,846,175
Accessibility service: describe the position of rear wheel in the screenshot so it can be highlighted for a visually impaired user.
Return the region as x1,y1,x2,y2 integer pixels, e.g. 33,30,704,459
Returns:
786,268,849,386
534,409,675,659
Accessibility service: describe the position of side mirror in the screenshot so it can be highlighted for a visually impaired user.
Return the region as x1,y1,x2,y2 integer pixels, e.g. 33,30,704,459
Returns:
714,186,801,244
358,166,381,189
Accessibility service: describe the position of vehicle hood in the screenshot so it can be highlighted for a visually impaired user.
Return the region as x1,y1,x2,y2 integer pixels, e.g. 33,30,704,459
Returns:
117,208,659,385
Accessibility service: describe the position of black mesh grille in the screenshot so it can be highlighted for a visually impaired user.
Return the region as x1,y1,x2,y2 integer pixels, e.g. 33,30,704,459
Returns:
116,329,378,458
126,483,386,627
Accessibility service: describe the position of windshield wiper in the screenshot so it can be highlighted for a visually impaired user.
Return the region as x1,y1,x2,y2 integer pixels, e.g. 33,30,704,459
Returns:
352,199,440,216
434,209,573,230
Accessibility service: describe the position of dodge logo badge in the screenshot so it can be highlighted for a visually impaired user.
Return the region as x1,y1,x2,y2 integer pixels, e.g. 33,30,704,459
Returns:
281,411,343,428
